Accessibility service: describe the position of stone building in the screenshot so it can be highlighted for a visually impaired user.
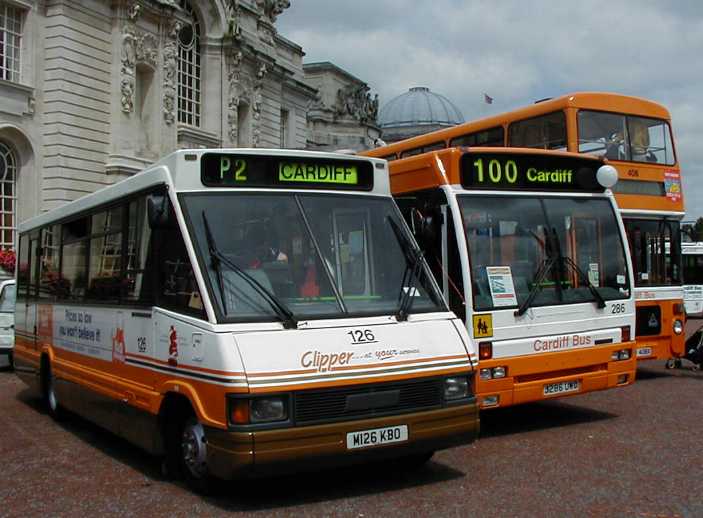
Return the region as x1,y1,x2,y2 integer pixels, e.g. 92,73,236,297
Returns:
304,61,380,152
378,86,464,144
0,0,319,248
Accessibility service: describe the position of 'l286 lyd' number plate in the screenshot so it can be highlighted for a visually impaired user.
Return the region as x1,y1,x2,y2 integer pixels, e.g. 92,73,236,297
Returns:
346,425,408,450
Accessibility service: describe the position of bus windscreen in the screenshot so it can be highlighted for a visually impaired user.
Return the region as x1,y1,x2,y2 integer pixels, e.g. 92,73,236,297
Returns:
459,152,605,192
201,153,374,191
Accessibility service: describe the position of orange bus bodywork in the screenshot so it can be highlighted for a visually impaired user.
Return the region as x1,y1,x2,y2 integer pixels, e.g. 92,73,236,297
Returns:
364,92,686,363
377,148,637,408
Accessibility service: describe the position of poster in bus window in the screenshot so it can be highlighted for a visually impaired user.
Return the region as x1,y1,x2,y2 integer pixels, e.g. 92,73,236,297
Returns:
486,266,518,307
664,170,682,202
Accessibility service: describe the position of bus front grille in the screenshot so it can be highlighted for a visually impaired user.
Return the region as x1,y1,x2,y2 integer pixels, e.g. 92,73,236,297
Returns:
294,377,443,425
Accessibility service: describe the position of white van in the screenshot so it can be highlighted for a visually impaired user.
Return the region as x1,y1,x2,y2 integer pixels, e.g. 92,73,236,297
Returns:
0,279,15,368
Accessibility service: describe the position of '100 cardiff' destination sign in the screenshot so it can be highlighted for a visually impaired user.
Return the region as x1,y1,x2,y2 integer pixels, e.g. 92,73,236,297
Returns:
201,153,373,190
459,151,604,192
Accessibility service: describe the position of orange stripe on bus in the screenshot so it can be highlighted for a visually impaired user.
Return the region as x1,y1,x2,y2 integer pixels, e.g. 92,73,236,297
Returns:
124,352,245,377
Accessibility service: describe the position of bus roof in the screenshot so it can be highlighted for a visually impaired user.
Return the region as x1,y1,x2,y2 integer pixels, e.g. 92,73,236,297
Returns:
363,91,671,159
19,149,389,233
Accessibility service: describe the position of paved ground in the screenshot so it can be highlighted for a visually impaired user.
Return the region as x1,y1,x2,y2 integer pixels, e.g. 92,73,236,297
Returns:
2,321,703,517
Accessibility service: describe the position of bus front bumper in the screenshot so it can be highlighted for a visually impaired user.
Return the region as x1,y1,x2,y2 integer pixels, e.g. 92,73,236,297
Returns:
204,403,479,480
476,342,638,408
634,334,686,361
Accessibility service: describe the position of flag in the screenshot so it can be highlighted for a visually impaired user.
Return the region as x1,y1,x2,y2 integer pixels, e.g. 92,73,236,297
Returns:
483,93,493,104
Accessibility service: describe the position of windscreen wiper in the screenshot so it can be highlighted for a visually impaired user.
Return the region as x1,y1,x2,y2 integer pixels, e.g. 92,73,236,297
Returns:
560,256,607,309
546,227,606,309
514,255,559,317
388,216,425,321
202,211,297,328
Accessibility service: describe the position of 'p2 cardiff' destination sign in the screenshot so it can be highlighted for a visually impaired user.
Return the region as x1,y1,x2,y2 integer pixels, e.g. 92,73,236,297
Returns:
459,151,604,192
201,153,373,190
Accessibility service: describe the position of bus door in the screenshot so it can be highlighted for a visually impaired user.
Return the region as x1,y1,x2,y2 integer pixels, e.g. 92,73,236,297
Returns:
331,208,373,297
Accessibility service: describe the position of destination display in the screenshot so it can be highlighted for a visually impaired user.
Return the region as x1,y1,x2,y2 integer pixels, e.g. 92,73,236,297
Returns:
201,153,374,190
459,152,604,192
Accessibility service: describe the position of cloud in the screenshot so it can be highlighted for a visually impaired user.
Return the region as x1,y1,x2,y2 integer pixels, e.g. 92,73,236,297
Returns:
279,1,703,218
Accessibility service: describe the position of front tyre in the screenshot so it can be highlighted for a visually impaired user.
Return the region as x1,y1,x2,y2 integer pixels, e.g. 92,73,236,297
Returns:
169,415,219,494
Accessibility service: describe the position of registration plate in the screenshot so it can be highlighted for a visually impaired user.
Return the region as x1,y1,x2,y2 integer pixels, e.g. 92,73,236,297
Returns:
543,380,580,396
637,347,653,357
346,425,408,450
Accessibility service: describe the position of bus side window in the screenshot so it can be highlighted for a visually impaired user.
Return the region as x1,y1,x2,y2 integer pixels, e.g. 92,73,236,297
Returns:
508,112,566,150
450,126,505,148
17,233,29,300
156,201,205,319
87,205,124,302
61,217,90,301
124,196,154,305
39,225,62,300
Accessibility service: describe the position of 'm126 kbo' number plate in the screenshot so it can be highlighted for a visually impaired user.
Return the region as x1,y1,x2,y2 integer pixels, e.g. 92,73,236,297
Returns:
346,425,408,450
543,380,580,396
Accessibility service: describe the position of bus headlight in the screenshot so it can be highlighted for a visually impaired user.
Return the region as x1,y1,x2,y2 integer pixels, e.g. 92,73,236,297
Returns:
596,164,618,188
250,397,288,423
479,368,493,380
492,366,507,379
673,319,684,335
444,376,470,400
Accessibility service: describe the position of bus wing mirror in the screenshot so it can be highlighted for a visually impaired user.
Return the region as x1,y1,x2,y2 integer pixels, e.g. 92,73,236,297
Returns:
147,194,170,228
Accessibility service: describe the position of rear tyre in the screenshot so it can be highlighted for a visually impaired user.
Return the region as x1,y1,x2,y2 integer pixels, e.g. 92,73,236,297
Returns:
42,360,65,421
8,351,13,371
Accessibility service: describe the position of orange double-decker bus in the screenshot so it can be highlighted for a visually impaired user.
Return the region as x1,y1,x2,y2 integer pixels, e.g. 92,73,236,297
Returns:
365,92,685,365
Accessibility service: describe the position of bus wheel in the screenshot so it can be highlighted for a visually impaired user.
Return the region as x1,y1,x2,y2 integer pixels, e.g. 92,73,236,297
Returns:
172,415,218,494
7,351,13,371
41,359,65,421
665,359,676,369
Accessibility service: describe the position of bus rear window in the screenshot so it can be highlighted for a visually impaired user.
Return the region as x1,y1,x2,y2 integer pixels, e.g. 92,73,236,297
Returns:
577,110,676,165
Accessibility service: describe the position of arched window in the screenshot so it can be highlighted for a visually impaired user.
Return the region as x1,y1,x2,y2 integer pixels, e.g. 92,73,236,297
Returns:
177,1,201,127
0,142,16,249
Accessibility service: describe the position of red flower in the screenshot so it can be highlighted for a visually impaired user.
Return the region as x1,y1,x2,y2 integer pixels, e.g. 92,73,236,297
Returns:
0,249,15,273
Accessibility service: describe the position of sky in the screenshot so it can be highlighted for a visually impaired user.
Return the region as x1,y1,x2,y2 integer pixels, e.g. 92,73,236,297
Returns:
278,0,703,220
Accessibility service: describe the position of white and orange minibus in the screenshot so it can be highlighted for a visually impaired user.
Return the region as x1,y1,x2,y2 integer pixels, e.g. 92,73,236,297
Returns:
13,149,479,491
362,146,637,409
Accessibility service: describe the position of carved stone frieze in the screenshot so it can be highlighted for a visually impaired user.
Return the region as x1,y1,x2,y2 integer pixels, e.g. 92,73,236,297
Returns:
251,62,268,147
225,49,243,144
256,0,290,23
161,19,181,125
335,84,379,124
120,26,137,113
121,22,159,114
226,0,243,40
